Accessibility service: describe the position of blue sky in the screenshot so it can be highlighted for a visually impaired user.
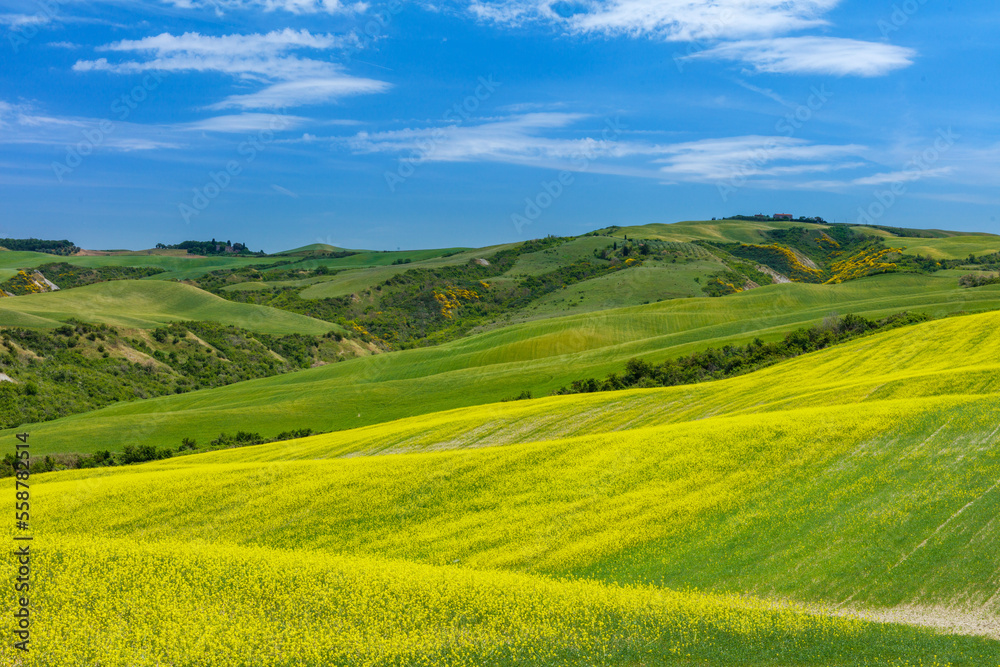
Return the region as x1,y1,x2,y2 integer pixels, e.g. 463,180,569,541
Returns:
0,0,998,252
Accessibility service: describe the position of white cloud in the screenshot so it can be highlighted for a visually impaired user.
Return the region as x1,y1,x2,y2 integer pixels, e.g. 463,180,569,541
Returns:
0,13,51,27
466,0,839,40
461,1,915,77
73,29,389,110
0,103,180,151
652,135,867,181
161,0,367,14
179,113,311,132
686,36,916,76
209,77,389,109
347,113,877,183
348,112,610,166
74,29,357,80
850,167,952,186
801,166,954,189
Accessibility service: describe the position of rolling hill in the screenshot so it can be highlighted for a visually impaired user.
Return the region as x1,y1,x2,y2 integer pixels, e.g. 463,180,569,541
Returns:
4,220,1000,665
0,280,339,334
8,271,1000,456
8,302,1000,665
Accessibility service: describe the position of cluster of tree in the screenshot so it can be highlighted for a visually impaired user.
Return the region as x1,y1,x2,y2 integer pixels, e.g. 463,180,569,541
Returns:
0,428,318,477
701,264,775,297
0,320,349,429
0,262,165,295
155,239,265,256
203,235,645,349
551,312,931,396
711,228,952,287
959,273,1000,288
724,215,826,224
0,238,79,255
963,251,1000,270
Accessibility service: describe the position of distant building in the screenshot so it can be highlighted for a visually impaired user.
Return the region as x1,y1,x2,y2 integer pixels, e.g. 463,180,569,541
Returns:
774,213,793,220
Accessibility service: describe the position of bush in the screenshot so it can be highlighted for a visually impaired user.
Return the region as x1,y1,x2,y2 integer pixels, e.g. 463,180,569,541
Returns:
959,273,1000,288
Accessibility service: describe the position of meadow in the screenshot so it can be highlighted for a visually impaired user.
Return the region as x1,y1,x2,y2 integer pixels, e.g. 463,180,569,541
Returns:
6,308,1000,665
4,220,1000,665
8,272,1000,455
0,280,339,334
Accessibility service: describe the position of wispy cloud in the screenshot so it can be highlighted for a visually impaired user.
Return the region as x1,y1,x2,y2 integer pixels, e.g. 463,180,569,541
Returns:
460,1,914,77
73,29,390,110
179,113,311,132
686,37,916,76
849,167,953,186
0,13,52,27
74,29,356,80
209,77,389,110
160,0,367,14
0,101,180,151
466,0,838,40
348,112,613,167
652,135,867,181
346,112,880,184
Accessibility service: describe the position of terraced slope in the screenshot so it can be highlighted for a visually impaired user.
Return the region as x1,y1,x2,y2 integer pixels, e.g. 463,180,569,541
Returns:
8,309,1000,665
9,273,1000,455
0,280,339,334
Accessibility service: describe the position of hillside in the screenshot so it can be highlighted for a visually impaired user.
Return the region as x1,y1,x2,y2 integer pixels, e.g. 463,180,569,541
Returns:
0,319,369,429
0,280,340,334
8,306,1000,665
3,221,996,352
4,221,1000,665
8,271,1000,456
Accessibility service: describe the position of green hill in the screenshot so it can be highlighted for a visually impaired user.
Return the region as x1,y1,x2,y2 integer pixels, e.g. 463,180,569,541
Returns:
275,242,352,256
10,306,1000,665
0,280,340,334
6,220,1000,665
9,271,1000,456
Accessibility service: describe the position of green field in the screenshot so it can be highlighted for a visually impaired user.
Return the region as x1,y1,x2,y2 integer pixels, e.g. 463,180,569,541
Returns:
612,219,1000,260
7,307,1000,665
4,221,1000,665
0,280,339,334
9,272,1000,455
0,249,295,281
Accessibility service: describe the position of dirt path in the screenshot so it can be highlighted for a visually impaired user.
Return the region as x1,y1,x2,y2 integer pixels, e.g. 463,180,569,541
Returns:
825,603,1000,640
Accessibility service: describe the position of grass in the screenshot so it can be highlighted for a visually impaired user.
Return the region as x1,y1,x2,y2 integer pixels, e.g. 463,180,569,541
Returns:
5,537,995,667
0,280,340,334
607,219,826,244
891,235,1000,260
8,272,1000,456
10,309,1000,664
0,249,294,281
508,261,724,320
609,220,1000,261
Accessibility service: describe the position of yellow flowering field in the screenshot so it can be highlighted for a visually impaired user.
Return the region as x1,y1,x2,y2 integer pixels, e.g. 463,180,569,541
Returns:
5,310,1000,664
1,536,995,666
